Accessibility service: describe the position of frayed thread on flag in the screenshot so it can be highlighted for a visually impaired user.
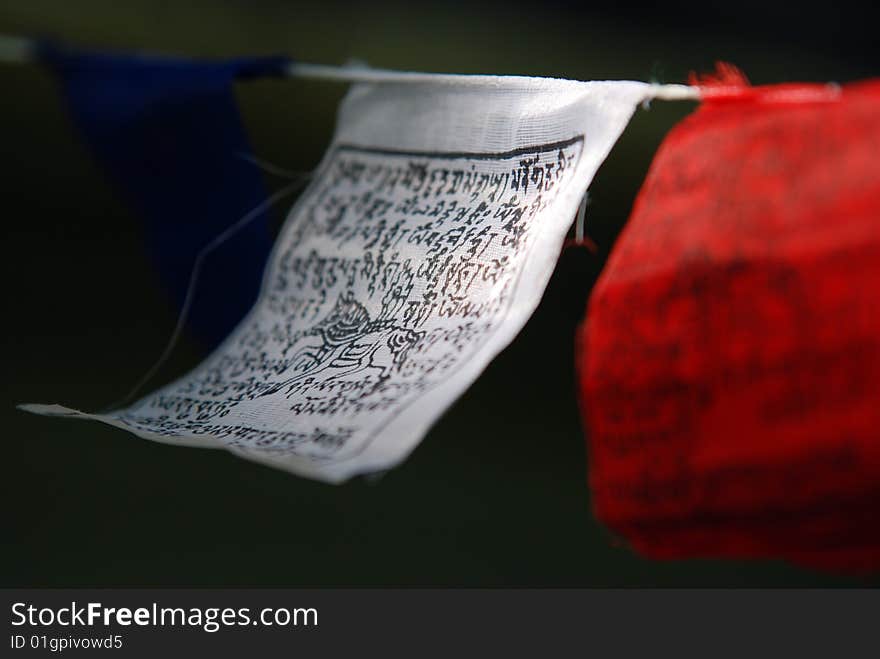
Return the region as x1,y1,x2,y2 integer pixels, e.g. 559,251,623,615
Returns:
690,61,841,104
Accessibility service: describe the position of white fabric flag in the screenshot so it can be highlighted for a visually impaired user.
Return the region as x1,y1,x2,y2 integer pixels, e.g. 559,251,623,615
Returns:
24,76,658,482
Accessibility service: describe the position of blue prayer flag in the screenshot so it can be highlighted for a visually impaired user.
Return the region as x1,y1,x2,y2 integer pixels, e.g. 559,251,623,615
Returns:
39,42,290,349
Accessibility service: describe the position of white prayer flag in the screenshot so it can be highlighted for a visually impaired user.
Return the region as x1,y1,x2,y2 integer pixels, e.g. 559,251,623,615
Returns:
24,76,657,482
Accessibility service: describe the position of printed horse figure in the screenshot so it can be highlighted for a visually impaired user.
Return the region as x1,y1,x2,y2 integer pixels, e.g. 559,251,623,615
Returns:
259,289,424,398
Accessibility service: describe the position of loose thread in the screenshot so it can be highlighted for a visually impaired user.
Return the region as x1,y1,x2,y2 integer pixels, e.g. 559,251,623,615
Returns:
574,192,589,243
102,171,310,412
565,192,598,253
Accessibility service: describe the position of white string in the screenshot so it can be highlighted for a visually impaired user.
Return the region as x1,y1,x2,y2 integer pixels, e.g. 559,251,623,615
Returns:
0,33,700,101
235,152,309,180
285,61,700,100
289,61,700,100
574,192,589,243
103,174,309,412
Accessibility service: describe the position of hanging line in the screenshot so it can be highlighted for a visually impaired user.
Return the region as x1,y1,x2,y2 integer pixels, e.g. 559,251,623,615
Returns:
0,34,700,101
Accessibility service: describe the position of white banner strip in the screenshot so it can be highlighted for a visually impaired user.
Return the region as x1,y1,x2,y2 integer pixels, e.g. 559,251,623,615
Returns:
24,76,659,482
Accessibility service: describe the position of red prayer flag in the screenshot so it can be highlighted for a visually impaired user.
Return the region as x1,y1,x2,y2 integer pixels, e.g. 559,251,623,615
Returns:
577,73,880,573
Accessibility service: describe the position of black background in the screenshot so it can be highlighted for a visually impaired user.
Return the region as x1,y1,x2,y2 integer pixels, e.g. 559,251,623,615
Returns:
2,0,879,586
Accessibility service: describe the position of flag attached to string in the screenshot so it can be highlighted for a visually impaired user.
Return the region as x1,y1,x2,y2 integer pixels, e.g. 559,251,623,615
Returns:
24,75,656,482
38,42,290,349
578,72,880,573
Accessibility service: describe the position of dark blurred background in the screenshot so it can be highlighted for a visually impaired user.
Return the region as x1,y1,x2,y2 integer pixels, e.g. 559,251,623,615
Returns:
3,0,878,586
